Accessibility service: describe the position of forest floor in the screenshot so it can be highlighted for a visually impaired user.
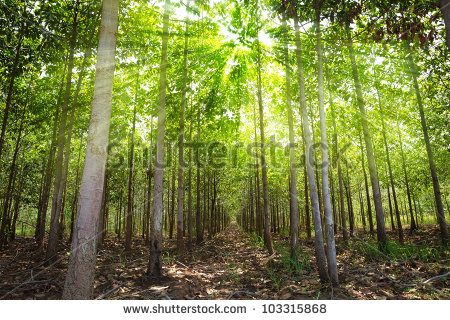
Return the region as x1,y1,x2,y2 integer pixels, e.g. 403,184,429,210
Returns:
0,222,449,300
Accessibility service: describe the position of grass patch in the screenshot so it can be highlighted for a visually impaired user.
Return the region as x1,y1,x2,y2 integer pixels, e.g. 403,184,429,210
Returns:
249,232,264,248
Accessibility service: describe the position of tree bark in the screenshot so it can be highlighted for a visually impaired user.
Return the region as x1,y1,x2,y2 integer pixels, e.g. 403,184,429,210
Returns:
148,0,170,277
62,0,119,299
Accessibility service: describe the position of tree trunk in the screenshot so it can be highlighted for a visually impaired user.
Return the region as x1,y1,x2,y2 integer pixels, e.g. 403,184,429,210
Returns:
344,160,354,237
256,16,274,255
196,113,203,244
325,58,348,241
187,121,193,251
125,73,138,252
399,134,417,232
315,8,338,285
377,86,403,243
345,25,387,248
177,1,190,251
293,12,329,283
69,137,84,243
148,0,170,277
386,181,395,231
46,0,80,261
62,0,119,299
10,162,25,242
145,119,154,244
358,133,374,235
407,48,448,244
170,155,176,239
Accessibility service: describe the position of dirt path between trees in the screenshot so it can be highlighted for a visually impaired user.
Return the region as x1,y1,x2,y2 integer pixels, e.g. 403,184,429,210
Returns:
0,222,448,299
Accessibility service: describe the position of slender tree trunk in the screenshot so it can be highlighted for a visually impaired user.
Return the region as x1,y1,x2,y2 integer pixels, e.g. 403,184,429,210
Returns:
344,160,354,237
377,86,403,243
345,25,387,248
359,189,366,231
196,113,203,244
249,175,254,233
170,156,176,239
148,0,170,277
10,163,25,242
46,1,80,260
145,118,154,244
325,59,348,241
387,181,395,231
315,9,338,285
125,73,138,252
69,137,84,243
255,158,263,237
407,48,449,240
210,173,217,236
399,134,417,232
293,12,329,282
256,15,273,254
187,121,193,250
177,1,190,251
358,133,374,235
63,0,119,299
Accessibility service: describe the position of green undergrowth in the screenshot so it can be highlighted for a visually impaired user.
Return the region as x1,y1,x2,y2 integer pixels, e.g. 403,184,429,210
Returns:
352,237,448,263
249,232,264,248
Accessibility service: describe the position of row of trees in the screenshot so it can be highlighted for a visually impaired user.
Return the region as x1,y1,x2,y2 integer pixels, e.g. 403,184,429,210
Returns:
0,0,448,298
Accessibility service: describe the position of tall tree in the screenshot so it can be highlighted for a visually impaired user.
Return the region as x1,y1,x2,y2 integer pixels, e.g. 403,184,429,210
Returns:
345,24,387,248
293,10,329,283
147,0,170,277
256,2,273,255
63,0,120,299
177,0,190,252
315,3,338,285
405,47,449,245
125,72,139,252
377,84,403,243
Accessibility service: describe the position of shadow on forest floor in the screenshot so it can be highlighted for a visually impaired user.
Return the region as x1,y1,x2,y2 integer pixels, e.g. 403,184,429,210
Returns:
0,222,448,300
